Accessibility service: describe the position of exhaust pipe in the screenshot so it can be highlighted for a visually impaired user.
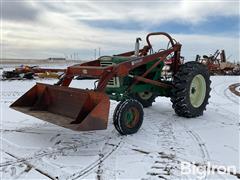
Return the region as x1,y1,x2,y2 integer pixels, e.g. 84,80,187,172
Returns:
134,37,142,56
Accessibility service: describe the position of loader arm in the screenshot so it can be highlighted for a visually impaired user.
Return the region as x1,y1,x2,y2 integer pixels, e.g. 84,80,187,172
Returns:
59,43,181,91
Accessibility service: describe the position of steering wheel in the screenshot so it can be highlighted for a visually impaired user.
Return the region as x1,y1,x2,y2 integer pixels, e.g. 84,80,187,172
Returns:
146,32,176,53
158,48,166,52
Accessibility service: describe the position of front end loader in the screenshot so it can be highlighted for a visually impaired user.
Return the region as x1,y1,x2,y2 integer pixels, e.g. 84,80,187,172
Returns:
11,32,211,135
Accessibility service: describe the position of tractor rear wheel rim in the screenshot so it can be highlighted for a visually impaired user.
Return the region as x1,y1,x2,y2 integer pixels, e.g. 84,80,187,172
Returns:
190,74,206,108
124,107,140,128
138,91,153,100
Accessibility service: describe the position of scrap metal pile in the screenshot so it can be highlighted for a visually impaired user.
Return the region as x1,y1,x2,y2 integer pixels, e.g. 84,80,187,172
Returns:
195,50,240,75
1,65,65,80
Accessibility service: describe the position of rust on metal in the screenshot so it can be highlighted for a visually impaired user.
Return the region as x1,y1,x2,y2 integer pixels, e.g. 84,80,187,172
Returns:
10,83,110,131
134,76,172,88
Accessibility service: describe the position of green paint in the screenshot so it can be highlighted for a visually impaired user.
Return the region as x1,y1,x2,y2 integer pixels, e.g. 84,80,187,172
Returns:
104,57,170,101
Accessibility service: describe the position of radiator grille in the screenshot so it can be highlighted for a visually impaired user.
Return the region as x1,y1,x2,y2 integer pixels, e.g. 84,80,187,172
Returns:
100,61,114,67
100,61,120,88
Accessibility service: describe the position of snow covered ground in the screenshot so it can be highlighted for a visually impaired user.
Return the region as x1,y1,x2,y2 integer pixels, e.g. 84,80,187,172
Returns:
0,73,239,179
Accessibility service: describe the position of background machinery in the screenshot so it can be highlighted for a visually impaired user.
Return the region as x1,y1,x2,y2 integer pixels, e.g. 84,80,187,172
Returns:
2,65,65,80
196,49,239,75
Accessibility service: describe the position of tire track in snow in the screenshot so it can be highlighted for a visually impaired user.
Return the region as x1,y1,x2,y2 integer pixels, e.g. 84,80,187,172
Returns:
0,132,115,167
3,151,56,180
1,129,122,179
0,124,52,135
174,80,238,180
68,104,121,180
182,125,210,162
224,88,239,105
141,109,184,180
67,136,123,180
174,119,230,179
211,80,239,105
1,91,25,103
209,80,239,179
93,103,120,180
229,83,240,97
208,103,239,119
175,121,211,180
209,80,239,121
95,139,119,180
1,91,25,99
211,80,229,97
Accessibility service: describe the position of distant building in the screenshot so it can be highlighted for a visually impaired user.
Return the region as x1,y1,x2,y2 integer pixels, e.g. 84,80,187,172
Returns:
48,57,66,61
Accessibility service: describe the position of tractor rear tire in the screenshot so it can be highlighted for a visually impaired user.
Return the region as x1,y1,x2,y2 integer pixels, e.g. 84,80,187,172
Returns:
171,62,211,118
113,99,144,135
131,91,156,108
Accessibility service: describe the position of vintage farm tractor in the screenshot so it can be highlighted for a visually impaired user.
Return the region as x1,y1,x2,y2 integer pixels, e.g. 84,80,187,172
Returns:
11,32,211,135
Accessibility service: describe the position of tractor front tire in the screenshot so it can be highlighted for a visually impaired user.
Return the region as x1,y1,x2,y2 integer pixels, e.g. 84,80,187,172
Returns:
113,99,144,135
131,91,156,108
171,62,211,118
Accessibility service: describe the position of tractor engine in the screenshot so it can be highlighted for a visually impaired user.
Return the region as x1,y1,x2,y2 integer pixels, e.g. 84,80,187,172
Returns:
99,55,168,102
99,56,122,88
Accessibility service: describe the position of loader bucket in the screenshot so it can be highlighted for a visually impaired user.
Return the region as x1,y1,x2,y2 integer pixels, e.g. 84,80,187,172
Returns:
10,83,110,131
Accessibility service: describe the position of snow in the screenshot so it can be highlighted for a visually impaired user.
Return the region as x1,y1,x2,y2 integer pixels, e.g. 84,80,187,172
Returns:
0,72,239,179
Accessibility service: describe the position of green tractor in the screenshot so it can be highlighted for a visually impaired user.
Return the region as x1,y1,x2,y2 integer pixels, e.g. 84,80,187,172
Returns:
11,32,211,135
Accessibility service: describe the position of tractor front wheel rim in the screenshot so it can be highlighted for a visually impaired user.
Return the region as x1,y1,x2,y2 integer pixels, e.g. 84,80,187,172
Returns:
189,74,206,108
124,107,140,128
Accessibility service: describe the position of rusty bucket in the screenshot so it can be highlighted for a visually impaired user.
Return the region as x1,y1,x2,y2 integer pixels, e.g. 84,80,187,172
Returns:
10,83,110,131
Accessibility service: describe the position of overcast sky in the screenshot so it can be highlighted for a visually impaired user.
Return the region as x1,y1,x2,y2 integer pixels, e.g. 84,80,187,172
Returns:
1,0,239,62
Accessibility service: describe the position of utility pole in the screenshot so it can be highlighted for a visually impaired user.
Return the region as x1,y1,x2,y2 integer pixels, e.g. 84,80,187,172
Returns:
94,49,97,59
98,47,101,57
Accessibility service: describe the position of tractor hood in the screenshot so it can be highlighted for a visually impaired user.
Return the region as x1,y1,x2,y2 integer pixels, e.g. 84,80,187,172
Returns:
99,56,134,65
